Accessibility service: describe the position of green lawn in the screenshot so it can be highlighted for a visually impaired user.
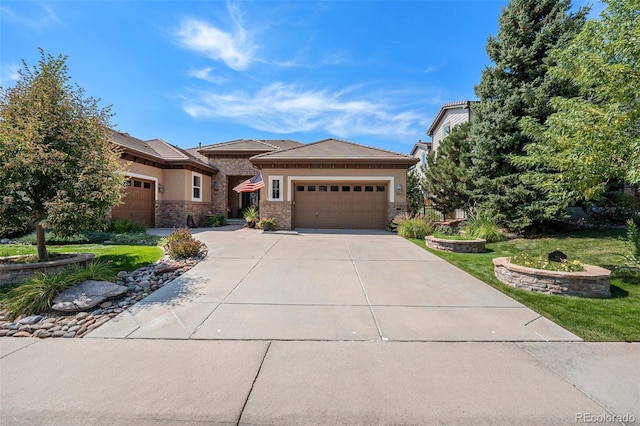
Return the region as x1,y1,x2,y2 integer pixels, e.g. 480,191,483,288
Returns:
0,244,164,273
411,228,640,342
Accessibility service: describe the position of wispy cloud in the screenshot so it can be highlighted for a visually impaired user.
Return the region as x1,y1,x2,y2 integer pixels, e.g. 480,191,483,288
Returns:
187,67,226,84
182,82,426,140
423,62,446,73
0,63,21,87
0,3,60,31
176,3,256,71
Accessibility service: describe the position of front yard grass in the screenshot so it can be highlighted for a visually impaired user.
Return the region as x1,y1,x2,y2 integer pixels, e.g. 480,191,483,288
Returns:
410,228,640,342
0,244,163,273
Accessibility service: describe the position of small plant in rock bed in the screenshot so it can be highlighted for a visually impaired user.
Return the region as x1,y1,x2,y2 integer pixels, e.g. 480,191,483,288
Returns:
462,208,506,243
257,218,275,230
109,219,146,234
0,260,115,320
205,214,228,227
509,253,585,272
164,228,203,259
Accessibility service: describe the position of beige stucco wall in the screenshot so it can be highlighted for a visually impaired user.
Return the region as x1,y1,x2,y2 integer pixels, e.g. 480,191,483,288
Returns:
119,160,164,201
258,166,410,230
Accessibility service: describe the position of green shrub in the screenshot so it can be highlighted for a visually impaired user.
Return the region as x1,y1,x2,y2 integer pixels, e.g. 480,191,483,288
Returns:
242,206,259,223
1,260,115,320
105,233,162,245
205,215,227,227
394,214,435,239
462,208,505,243
164,228,203,259
625,219,640,266
509,253,584,272
17,230,90,245
109,219,147,234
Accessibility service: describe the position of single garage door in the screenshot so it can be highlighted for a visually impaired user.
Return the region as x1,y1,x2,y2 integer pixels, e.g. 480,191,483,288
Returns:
111,178,155,227
294,182,387,229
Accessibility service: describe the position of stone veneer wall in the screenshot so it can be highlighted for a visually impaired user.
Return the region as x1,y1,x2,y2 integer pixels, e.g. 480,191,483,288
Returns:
387,202,408,228
0,253,95,286
156,201,213,228
259,201,293,230
492,257,611,298
425,236,486,253
209,158,258,217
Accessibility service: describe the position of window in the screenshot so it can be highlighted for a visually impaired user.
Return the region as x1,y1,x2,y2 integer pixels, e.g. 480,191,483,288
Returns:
133,180,142,188
376,185,386,192
307,185,316,192
330,186,339,192
365,186,374,192
143,182,151,189
342,186,350,192
444,124,451,137
192,172,202,201
270,176,283,201
354,186,362,192
296,185,305,192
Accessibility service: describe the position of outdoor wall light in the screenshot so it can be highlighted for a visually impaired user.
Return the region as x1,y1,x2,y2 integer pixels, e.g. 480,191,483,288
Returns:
213,181,219,191
158,184,164,193
396,183,402,194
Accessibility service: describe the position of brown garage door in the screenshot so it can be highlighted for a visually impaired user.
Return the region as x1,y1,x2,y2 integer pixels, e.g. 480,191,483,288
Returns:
294,183,387,229
111,178,155,227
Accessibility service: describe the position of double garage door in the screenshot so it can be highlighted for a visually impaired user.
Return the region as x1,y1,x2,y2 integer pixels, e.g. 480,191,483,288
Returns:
294,182,388,229
111,178,155,227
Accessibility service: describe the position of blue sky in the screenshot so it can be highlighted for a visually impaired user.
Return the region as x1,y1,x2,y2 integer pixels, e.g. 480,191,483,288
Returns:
1,0,601,154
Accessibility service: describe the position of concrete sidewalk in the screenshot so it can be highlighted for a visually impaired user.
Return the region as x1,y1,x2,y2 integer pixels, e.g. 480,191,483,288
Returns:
1,230,637,424
87,229,580,342
1,338,637,425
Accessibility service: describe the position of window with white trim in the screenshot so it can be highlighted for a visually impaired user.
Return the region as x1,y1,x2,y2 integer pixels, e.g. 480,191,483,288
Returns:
269,176,283,201
192,172,202,201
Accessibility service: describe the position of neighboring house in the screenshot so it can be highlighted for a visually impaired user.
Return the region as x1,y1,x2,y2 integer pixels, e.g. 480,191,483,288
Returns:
190,139,302,219
409,140,432,177
426,100,475,154
251,139,418,230
111,133,417,230
111,131,218,228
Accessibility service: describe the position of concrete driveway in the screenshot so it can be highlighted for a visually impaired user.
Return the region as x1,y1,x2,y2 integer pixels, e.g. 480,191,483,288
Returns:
2,229,638,425
88,228,579,341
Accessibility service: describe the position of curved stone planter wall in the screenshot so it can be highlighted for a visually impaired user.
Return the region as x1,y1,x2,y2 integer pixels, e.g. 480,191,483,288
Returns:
0,253,95,286
492,257,611,298
425,235,486,253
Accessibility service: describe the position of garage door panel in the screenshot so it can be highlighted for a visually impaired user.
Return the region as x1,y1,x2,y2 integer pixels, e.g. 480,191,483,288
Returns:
294,182,387,229
111,178,155,228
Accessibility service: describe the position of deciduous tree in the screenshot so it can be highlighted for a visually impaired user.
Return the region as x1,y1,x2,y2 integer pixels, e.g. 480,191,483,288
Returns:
0,50,124,259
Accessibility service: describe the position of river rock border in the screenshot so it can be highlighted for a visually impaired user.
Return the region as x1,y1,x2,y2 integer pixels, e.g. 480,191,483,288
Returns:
0,246,207,338
425,235,486,253
492,257,611,298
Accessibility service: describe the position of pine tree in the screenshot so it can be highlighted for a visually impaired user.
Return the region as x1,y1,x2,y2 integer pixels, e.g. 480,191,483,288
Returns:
424,122,472,217
469,0,587,230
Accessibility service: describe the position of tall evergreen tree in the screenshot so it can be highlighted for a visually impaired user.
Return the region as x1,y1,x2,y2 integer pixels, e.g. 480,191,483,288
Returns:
469,0,587,230
424,122,472,217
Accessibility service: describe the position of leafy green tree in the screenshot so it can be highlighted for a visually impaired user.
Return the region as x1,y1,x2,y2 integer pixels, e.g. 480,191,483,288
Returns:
406,167,425,215
424,122,473,217
518,0,640,202
0,50,124,259
469,0,587,230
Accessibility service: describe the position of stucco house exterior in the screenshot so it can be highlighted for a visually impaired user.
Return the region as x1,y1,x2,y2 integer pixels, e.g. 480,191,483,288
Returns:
251,139,418,230
111,132,417,230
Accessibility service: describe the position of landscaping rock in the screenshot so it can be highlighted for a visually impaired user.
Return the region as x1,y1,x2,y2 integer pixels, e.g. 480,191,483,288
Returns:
0,238,10,244
51,280,128,312
18,315,43,325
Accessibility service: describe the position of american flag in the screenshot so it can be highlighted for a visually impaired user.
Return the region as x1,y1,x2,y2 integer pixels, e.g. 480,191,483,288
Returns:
233,174,265,193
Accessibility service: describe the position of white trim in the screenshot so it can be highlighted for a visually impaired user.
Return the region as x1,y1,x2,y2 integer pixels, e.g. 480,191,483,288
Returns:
119,171,159,200
269,175,283,201
286,175,395,203
191,171,203,202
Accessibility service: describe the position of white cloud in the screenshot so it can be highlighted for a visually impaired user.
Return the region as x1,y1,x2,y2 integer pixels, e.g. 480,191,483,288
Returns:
176,3,256,71
182,82,426,140
0,63,21,87
187,67,226,84
1,3,60,31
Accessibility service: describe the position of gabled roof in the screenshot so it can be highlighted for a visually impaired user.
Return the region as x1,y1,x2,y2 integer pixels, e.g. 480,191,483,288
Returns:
250,138,418,166
410,141,432,156
426,100,475,136
111,130,218,175
198,139,303,156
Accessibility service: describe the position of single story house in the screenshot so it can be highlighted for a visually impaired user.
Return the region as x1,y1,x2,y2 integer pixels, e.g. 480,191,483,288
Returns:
112,132,418,230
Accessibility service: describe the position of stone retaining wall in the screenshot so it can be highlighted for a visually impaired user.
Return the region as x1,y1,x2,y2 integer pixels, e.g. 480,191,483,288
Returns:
425,236,486,253
259,201,293,230
492,257,611,298
0,253,95,286
156,201,212,228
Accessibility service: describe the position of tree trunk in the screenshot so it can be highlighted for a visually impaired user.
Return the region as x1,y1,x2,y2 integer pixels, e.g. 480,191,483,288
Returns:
36,223,47,260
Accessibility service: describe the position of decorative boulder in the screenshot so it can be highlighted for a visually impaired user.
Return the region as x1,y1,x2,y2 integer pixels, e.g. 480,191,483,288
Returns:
52,280,128,312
